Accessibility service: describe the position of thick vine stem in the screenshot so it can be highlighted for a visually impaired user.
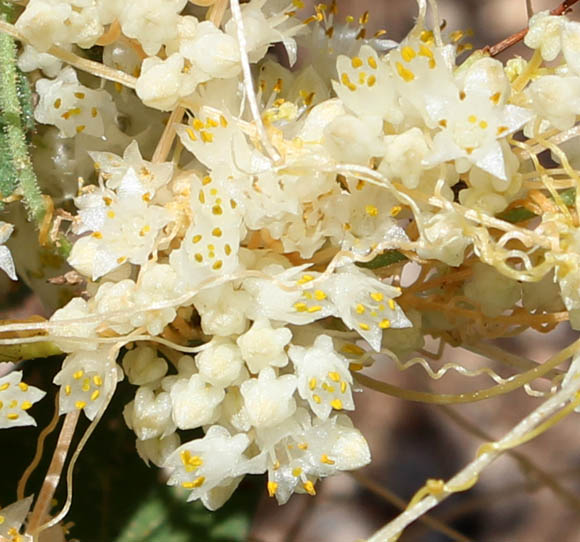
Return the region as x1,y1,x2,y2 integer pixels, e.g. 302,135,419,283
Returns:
366,372,580,542
0,2,45,224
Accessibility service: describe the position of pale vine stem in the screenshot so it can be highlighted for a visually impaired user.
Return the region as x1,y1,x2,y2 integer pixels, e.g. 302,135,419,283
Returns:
366,339,580,542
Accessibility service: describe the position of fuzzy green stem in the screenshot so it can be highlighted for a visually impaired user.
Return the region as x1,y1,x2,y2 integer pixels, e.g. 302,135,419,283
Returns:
0,1,45,224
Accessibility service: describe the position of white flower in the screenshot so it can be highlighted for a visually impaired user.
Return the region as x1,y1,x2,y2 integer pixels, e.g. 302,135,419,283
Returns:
193,283,250,337
169,374,225,430
196,339,244,388
122,346,168,386
164,425,260,508
123,386,175,440
237,319,292,374
49,297,98,353
17,44,62,77
0,496,34,540
240,367,297,429
527,75,580,131
524,11,565,61
0,222,17,281
289,335,354,420
265,413,371,504
53,348,122,420
0,370,45,429
34,67,116,138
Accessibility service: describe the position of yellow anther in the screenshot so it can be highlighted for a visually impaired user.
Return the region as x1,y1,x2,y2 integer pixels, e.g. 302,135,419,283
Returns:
298,274,314,284
497,125,508,136
303,480,316,495
418,44,434,59
367,75,377,87
479,120,488,129
388,299,396,310
365,204,378,216
9,400,17,408
359,322,370,331
93,375,103,386
54,98,62,108
107,210,115,219
273,460,280,470
73,370,84,380
212,205,223,215
314,289,327,300
64,385,71,396
75,401,87,410
351,56,363,68
420,30,434,43
341,72,357,92
297,442,308,450
356,304,366,314
358,71,367,84
468,114,477,123
200,131,213,143
103,197,112,206
368,56,378,69
370,292,384,302
212,260,223,270
21,401,32,410
340,381,347,393
345,15,354,23
359,10,369,24
459,90,466,100
465,147,474,155
267,481,278,497
294,302,308,312
342,343,364,355
90,390,100,401
142,192,151,202
292,467,302,477
321,454,335,465
439,119,447,128
194,253,203,263
224,244,232,255
401,46,416,62
450,30,464,43
0,383,9,391
81,378,91,392
309,377,317,390
139,225,151,236
18,382,29,392
307,305,322,313
390,205,402,217
379,319,391,329
220,115,228,127
330,398,343,410
349,362,364,371
117,257,126,264
186,128,197,141
206,118,219,128
212,228,222,237
490,92,501,104
193,118,204,130
6,413,19,420
75,125,86,134
74,92,85,99
313,394,322,404
321,383,335,393
91,107,98,118
328,371,341,382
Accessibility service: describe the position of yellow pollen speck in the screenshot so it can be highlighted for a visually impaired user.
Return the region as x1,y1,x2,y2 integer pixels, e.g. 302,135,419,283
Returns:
307,305,322,313
186,128,197,141
309,377,317,390
465,147,474,155
74,92,85,99
202,176,212,185
359,322,370,331
192,234,202,244
351,56,363,68
195,253,203,263
220,115,228,127
367,75,377,87
468,115,477,123
321,454,335,465
390,205,402,216
365,204,378,216
356,304,365,314
206,118,219,128
380,319,391,329
313,394,322,404
341,72,357,92
297,274,314,284
341,381,348,393
200,131,213,143
18,382,28,392
292,467,302,477
224,244,232,255
0,383,9,391
439,119,447,128
75,401,87,410
54,98,62,108
328,371,341,382
479,120,488,129
388,299,396,310
91,107,98,118
7,413,19,420
117,257,126,264
368,56,378,69
349,362,364,371
91,390,100,401
396,62,415,82
358,71,367,84
294,302,308,312
459,90,466,100
76,125,86,134
401,46,416,62
199,191,205,204
490,92,501,104
314,289,327,300
212,205,223,215
267,481,278,497
297,442,308,450
107,210,115,219
65,385,71,396
212,227,222,237
73,370,84,380
93,375,103,386
82,378,90,392
193,119,204,130
418,44,434,58
429,58,437,69
321,383,335,393
142,192,151,202
330,398,343,410
342,345,365,356
303,481,316,496
497,125,508,136
21,401,32,410
103,197,112,206
370,292,384,302
212,260,223,270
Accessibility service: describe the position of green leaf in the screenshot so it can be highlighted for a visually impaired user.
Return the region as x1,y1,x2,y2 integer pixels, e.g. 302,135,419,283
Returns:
357,250,407,269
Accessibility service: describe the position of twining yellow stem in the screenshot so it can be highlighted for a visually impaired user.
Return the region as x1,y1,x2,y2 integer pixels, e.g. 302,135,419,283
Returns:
26,411,80,537
357,337,580,404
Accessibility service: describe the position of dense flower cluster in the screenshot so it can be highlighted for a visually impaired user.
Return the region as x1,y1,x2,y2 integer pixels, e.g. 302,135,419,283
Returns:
3,0,580,526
